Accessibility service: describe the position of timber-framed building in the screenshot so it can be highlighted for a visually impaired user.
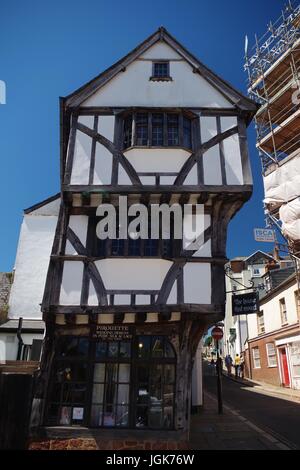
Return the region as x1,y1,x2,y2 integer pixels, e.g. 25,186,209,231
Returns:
34,27,256,447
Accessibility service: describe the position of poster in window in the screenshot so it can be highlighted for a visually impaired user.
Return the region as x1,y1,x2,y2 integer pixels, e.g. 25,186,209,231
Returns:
72,407,84,421
60,406,71,425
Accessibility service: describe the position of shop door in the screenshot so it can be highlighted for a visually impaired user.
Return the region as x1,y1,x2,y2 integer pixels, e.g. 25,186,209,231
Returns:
279,347,290,387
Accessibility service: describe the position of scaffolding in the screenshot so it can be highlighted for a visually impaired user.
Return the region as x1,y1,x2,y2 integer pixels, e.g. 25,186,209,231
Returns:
244,0,300,267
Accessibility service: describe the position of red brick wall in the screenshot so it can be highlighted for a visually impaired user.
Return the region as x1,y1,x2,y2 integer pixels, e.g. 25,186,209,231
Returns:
28,438,190,451
246,335,281,386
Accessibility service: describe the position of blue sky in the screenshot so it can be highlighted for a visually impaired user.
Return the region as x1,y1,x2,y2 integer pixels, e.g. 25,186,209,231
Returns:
0,0,286,271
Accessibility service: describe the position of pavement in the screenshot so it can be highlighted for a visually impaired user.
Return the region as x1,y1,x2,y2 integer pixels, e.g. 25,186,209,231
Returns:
189,362,300,450
189,391,289,450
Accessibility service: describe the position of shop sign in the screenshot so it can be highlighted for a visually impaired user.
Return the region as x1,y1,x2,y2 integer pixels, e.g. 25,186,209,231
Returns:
92,324,134,341
232,292,259,315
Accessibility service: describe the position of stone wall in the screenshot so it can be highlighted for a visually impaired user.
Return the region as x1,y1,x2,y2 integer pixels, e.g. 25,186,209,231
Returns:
0,273,12,324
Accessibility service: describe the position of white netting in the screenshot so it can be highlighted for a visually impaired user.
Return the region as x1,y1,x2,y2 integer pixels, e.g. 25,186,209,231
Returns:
279,197,300,242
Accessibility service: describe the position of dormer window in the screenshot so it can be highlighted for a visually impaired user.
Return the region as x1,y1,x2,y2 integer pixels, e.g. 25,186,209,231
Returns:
150,61,172,81
122,111,193,150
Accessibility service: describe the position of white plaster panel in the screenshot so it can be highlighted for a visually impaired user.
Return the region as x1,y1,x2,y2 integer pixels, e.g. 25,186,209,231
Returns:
88,280,99,306
70,130,91,185
118,165,133,185
184,263,211,304
8,215,57,320
222,135,243,185
183,164,198,185
182,206,205,251
97,115,115,141
123,313,135,323
78,115,94,127
93,142,112,185
114,295,131,305
145,313,159,322
203,145,222,185
160,176,176,185
0,334,18,361
192,214,212,257
200,116,217,143
136,295,151,305
221,116,237,132
83,59,233,108
99,314,114,324
95,259,172,290
140,176,156,185
220,116,243,185
59,262,83,305
140,42,182,60
192,240,211,257
167,280,177,305
29,197,60,216
124,148,190,173
65,215,88,255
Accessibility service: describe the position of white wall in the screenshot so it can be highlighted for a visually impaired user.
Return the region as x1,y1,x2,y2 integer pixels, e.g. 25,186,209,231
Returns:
247,280,299,339
82,43,233,108
8,200,59,320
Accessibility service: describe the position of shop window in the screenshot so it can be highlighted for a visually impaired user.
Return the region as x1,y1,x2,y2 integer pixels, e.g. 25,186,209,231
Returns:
290,342,300,378
252,347,261,369
47,335,176,430
46,336,89,426
91,336,176,430
266,343,277,367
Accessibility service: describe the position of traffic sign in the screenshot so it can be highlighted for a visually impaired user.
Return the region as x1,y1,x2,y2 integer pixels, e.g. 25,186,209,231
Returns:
211,326,223,340
253,228,275,242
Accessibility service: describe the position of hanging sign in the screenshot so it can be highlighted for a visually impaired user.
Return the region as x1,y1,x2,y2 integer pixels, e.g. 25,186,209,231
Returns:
92,324,134,341
253,228,275,242
232,292,259,316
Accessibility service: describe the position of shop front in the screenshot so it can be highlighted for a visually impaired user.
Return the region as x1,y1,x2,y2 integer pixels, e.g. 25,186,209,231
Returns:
45,326,177,430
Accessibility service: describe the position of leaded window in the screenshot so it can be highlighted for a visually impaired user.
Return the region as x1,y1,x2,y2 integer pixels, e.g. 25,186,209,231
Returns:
153,62,169,79
122,111,192,150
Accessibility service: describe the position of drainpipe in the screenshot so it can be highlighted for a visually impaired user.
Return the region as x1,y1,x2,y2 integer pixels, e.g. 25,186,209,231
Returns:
16,317,24,360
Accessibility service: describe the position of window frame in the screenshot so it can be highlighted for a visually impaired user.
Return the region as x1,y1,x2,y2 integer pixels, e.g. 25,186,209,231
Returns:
46,334,177,430
122,110,194,151
266,343,277,368
279,297,288,326
257,310,265,335
252,347,261,369
150,61,171,81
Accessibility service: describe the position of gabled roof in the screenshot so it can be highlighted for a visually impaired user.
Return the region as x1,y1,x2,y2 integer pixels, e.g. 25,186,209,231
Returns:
65,26,258,115
244,250,276,264
24,193,60,214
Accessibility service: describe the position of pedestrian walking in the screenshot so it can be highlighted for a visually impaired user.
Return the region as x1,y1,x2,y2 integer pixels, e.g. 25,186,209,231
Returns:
225,354,233,376
234,353,240,379
239,354,245,379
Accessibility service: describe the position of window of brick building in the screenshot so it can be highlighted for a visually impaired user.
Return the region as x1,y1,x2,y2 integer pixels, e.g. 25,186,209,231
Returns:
266,343,277,367
252,347,261,369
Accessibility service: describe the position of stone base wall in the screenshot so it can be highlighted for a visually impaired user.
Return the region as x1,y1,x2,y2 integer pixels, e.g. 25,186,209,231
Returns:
0,272,12,324
28,438,190,450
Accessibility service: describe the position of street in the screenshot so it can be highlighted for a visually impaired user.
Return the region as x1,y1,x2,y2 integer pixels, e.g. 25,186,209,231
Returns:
204,363,300,449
